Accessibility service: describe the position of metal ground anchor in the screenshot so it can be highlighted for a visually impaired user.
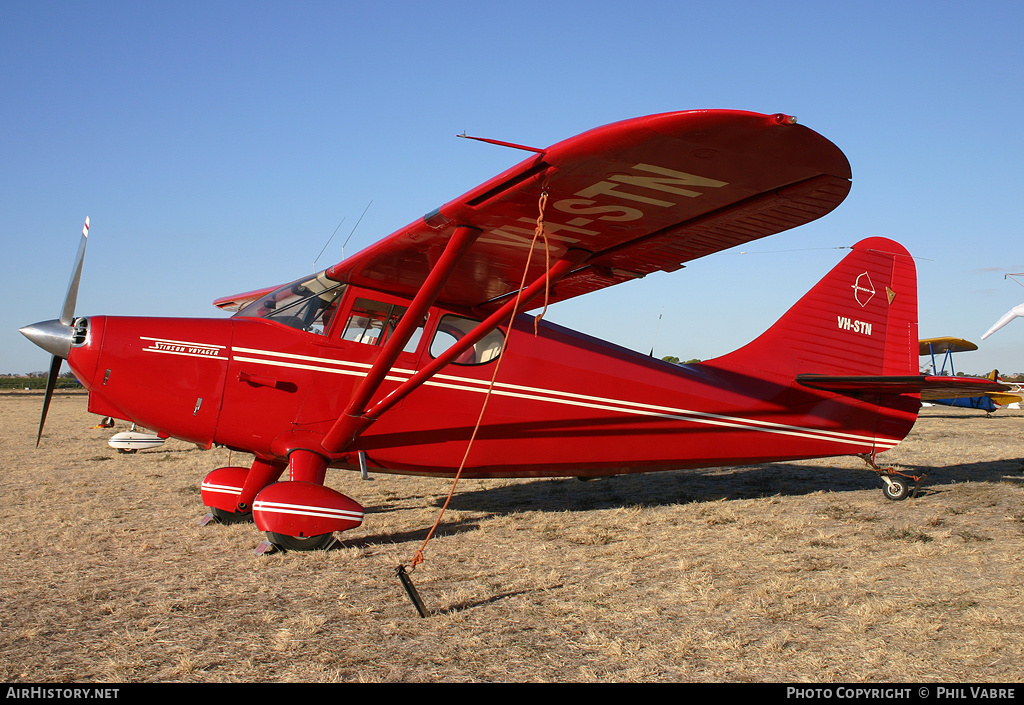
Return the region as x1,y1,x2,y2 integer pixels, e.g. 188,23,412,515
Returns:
396,564,428,617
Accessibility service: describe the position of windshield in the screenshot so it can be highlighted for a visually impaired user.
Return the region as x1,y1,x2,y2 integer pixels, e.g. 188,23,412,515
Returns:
235,272,346,335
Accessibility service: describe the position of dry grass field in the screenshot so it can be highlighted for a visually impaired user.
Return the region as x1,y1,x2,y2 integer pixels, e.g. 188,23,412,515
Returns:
1,392,1022,683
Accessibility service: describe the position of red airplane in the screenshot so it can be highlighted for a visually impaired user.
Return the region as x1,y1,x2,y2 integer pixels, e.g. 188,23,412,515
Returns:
21,110,1007,552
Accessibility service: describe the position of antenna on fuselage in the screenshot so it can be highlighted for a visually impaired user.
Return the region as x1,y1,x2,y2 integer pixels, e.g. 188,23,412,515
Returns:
313,216,346,273
649,307,664,357
311,200,373,272
340,200,373,263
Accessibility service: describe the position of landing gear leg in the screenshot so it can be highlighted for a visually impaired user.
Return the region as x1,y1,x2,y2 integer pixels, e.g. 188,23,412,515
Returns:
201,457,285,525
236,457,287,514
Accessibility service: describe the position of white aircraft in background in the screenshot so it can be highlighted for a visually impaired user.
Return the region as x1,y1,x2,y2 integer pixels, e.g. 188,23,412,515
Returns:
982,302,1024,340
982,272,1024,341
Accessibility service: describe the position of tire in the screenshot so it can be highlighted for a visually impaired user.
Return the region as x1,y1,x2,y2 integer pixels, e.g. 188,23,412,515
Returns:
265,531,335,551
883,478,911,501
210,507,253,524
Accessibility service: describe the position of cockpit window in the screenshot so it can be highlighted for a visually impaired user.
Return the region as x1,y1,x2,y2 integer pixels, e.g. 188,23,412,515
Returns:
340,298,423,353
429,314,504,365
235,272,345,335
341,298,401,345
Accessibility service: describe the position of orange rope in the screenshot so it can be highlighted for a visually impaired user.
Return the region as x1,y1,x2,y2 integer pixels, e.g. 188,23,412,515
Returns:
408,188,552,571
533,190,550,335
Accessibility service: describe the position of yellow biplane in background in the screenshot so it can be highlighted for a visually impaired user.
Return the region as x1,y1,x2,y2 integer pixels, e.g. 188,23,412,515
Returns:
919,337,1021,412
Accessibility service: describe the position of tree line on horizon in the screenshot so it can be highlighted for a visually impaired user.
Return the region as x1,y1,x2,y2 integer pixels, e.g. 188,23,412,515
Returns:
0,371,82,390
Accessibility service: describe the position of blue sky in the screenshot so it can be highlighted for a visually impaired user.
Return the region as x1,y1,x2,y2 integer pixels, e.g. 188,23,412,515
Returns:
3,1,1024,375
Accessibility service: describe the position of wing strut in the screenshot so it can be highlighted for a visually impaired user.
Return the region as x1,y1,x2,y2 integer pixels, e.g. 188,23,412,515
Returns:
321,247,591,453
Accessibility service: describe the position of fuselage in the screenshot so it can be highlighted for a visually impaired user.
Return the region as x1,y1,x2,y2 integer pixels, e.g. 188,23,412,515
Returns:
65,281,914,479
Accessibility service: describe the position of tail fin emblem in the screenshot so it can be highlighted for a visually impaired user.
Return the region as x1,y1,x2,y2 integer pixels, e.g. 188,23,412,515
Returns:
853,272,875,307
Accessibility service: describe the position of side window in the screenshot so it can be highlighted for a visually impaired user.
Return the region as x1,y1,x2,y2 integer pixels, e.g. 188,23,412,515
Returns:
429,314,504,365
340,298,423,353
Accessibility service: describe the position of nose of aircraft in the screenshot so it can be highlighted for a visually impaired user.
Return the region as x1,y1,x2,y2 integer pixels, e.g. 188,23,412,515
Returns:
24,216,91,447
19,319,76,360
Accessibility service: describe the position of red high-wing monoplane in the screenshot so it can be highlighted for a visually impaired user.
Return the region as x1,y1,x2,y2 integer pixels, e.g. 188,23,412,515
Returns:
22,110,1008,551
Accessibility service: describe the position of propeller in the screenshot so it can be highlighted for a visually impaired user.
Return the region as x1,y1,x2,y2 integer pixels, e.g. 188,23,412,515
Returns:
19,217,90,446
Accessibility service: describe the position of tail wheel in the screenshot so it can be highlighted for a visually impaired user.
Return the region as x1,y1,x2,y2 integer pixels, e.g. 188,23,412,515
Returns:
882,477,911,501
265,532,336,551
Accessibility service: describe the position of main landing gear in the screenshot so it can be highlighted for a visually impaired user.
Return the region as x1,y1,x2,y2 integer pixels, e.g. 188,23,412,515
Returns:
199,450,364,551
860,454,926,501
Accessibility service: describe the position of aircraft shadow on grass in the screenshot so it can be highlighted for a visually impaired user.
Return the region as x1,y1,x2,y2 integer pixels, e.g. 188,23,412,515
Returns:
340,454,1024,615
342,452,1024,550
441,457,1024,512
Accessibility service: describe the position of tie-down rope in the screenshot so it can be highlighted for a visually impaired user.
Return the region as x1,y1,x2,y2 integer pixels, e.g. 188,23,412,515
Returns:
407,188,551,573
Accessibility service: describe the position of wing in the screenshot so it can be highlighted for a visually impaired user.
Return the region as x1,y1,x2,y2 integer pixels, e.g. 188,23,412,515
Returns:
918,337,978,355
797,374,1012,400
322,110,852,311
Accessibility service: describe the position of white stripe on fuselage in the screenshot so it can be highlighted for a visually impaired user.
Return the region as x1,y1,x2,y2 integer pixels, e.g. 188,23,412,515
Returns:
230,346,900,450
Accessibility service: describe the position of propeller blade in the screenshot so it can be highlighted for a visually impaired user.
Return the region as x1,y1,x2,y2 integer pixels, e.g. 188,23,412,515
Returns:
59,216,89,327
36,355,63,447
26,217,90,447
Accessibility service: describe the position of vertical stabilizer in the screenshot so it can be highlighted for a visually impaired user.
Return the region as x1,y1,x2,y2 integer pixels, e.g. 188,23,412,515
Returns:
708,237,918,380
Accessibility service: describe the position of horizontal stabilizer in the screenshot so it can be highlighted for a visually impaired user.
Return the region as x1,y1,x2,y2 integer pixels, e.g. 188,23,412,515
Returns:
797,374,1011,400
